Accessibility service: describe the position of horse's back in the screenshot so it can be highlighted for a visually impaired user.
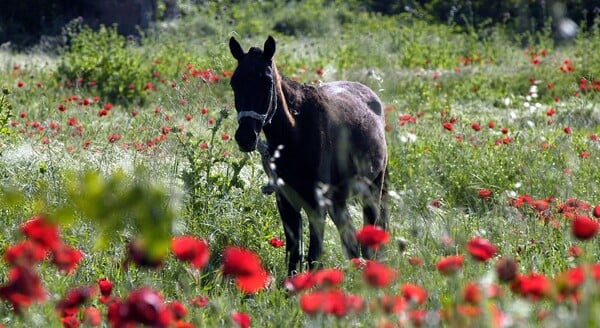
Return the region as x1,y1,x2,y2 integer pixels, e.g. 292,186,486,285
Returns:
319,81,383,118
317,81,387,182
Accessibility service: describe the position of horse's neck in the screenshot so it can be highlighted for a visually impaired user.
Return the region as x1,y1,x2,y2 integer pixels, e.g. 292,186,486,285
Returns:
262,75,301,145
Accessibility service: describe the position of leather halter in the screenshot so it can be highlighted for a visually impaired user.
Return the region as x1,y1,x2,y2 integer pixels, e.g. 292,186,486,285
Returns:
236,64,278,126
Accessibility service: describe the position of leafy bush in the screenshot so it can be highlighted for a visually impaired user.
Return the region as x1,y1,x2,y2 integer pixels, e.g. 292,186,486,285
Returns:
273,0,341,37
179,108,247,211
57,21,150,104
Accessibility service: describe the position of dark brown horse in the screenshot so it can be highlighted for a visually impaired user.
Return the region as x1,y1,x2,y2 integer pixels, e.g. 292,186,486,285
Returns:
229,36,388,275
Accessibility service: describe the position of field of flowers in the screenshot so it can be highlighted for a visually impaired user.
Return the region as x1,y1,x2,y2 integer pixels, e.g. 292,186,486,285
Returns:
1,2,600,327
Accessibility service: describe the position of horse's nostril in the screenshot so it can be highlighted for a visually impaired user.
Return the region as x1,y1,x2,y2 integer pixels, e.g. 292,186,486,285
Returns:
235,126,259,152
235,135,257,153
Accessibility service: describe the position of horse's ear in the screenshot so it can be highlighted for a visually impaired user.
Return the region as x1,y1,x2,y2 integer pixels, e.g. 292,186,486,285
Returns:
229,37,245,61
263,35,276,61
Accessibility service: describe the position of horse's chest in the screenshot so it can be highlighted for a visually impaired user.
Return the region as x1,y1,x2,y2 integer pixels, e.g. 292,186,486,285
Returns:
271,147,318,195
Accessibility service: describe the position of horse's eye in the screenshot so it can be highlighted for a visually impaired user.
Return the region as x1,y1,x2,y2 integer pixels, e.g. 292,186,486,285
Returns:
259,74,273,84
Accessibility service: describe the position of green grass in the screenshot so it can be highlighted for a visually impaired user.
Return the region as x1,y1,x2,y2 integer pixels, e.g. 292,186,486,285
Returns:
1,1,600,327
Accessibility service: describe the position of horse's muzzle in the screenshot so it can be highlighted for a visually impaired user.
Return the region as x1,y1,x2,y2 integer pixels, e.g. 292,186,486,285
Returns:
235,129,258,152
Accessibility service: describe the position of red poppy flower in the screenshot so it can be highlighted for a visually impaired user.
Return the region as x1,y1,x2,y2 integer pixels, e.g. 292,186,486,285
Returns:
466,237,497,261
56,285,97,317
350,257,367,269
496,257,518,282
237,268,270,294
462,282,482,304
0,265,48,313
321,289,352,317
83,307,102,326
558,198,591,218
231,311,251,328
375,294,406,314
588,263,600,282
554,266,585,301
94,279,111,305
108,134,122,143
190,295,209,308
95,278,112,296
222,246,269,294
592,205,600,218
51,243,84,274
399,114,416,125
442,122,454,131
457,304,481,317
284,272,314,294
312,268,344,288
345,293,365,313
299,291,322,316
529,199,550,212
408,309,429,326
222,246,262,276
61,315,80,328
108,287,172,327
477,189,493,200
126,239,165,269
299,289,352,317
486,283,503,299
511,272,550,300
355,225,390,250
20,215,61,250
269,237,285,248
470,122,481,131
171,235,210,269
569,245,583,257
509,194,533,208
4,240,47,266
167,301,188,320
363,260,397,288
435,255,464,275
401,283,427,305
408,256,424,266
572,215,599,240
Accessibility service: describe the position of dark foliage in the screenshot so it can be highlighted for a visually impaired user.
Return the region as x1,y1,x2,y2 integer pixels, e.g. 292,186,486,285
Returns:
0,0,158,49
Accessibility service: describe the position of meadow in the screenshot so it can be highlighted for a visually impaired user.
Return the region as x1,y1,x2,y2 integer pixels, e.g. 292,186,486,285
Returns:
1,1,600,327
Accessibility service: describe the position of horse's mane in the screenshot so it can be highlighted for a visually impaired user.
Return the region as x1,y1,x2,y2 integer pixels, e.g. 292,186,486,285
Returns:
273,62,296,127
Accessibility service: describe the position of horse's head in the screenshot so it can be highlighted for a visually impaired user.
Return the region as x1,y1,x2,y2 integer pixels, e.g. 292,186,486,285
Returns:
229,36,277,152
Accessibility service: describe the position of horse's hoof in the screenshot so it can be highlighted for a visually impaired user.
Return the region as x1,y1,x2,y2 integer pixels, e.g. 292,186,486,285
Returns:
262,184,276,195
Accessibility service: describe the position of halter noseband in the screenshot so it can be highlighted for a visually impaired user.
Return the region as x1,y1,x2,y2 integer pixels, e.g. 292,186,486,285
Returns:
236,64,278,126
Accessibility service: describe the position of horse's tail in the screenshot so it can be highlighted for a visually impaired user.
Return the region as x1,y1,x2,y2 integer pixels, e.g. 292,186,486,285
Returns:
380,166,390,230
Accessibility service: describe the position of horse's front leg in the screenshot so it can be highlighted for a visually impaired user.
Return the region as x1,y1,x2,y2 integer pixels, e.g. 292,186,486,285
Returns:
276,194,302,276
306,215,325,271
305,201,327,271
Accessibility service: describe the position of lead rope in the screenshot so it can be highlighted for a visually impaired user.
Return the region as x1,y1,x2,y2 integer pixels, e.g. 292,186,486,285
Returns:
257,139,276,195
